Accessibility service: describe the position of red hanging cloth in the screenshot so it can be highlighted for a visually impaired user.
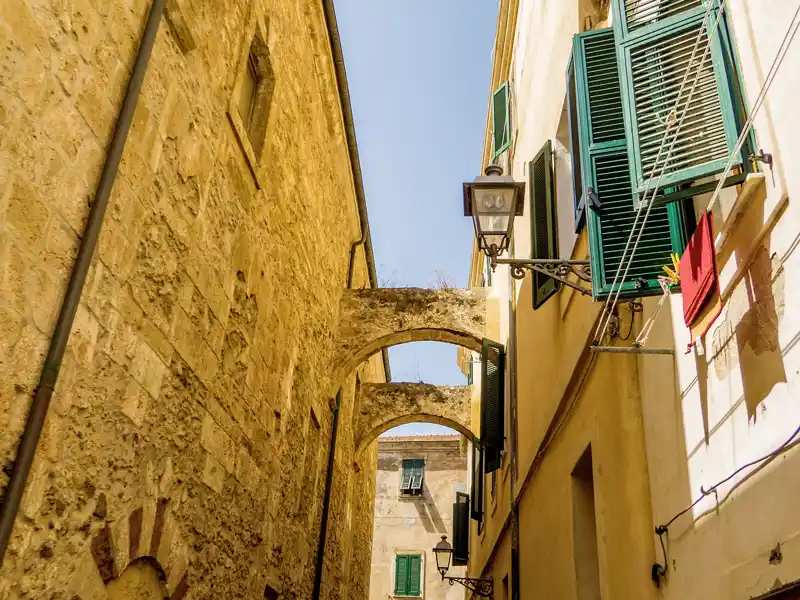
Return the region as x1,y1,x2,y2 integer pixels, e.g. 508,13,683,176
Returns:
679,211,722,351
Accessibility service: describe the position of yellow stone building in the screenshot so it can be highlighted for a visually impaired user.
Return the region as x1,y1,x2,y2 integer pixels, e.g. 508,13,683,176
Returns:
460,1,800,599
0,0,390,597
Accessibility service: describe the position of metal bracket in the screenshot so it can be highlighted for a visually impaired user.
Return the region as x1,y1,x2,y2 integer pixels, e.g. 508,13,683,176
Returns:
443,575,494,597
491,256,593,296
749,149,775,185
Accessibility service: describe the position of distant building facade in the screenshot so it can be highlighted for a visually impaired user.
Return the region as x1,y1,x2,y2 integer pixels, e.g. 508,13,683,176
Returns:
370,435,468,600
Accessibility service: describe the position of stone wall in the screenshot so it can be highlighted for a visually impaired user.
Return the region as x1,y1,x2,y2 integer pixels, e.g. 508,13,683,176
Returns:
370,436,468,600
0,0,385,597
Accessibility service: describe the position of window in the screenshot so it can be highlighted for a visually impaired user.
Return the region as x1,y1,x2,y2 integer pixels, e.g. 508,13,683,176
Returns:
492,81,511,159
237,38,274,159
529,139,560,309
612,0,749,201
565,0,749,300
452,492,469,566
470,442,484,525
394,554,422,597
571,27,692,300
400,459,424,496
571,446,600,600
480,339,505,472
228,18,275,188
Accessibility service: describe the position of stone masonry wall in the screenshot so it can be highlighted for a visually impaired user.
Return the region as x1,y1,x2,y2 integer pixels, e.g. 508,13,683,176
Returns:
0,0,384,598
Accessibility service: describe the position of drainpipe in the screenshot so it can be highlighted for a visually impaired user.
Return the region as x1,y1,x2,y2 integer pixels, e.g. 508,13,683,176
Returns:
0,0,164,566
312,389,341,600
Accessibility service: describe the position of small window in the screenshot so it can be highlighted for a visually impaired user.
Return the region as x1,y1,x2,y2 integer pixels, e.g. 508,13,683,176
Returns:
394,554,422,596
237,39,274,159
400,459,424,496
492,81,511,159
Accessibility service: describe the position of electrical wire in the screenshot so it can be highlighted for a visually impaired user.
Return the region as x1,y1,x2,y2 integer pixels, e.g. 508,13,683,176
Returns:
651,422,800,586
656,422,800,532
593,0,723,344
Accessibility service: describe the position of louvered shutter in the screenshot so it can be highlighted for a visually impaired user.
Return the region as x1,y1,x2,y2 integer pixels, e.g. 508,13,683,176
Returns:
573,28,690,299
612,0,747,201
408,555,422,596
470,442,484,522
492,82,511,159
395,555,409,595
453,492,470,566
566,57,586,231
530,139,559,309
480,339,504,472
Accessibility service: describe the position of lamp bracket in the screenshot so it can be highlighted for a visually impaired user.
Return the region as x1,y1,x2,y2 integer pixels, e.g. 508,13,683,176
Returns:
491,254,593,297
443,575,494,597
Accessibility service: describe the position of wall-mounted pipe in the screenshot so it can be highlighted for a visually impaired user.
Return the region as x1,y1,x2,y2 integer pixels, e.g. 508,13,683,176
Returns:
0,0,165,565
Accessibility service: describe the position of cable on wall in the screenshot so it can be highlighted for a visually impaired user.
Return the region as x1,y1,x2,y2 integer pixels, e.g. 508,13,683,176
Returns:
651,422,800,587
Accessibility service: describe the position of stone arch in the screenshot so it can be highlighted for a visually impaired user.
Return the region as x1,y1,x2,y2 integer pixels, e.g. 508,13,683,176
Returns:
333,288,486,392
354,383,474,457
68,498,190,600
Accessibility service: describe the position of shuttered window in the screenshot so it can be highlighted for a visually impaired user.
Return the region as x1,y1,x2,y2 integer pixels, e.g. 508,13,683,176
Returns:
612,0,747,201
572,28,691,299
530,139,560,309
400,459,424,495
492,82,511,159
394,554,422,596
453,492,470,566
480,339,505,472
470,442,484,523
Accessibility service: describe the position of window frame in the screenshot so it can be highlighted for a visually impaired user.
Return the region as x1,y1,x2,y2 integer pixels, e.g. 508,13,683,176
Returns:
399,458,425,496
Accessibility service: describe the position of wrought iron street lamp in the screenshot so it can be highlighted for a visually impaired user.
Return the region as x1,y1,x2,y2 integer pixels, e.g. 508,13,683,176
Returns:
432,535,494,598
463,165,592,295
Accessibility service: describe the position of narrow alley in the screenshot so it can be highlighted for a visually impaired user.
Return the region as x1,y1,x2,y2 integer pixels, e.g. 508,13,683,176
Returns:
1,0,800,599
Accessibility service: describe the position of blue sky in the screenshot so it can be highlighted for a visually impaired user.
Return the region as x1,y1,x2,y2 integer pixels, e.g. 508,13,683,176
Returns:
336,1,498,434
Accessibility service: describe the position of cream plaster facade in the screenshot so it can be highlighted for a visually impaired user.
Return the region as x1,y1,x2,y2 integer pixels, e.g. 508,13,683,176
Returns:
463,0,800,599
370,435,468,600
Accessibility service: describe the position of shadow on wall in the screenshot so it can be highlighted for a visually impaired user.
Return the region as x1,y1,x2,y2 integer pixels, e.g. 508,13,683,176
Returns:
409,485,448,536
707,183,787,428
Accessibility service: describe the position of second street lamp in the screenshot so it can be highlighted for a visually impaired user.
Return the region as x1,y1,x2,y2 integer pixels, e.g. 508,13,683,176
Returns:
463,165,593,296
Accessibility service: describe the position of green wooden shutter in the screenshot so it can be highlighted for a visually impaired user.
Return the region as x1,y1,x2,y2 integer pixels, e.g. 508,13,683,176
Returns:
395,555,409,595
408,555,422,596
470,442,484,522
411,459,424,491
480,339,504,472
453,492,470,566
566,56,586,231
492,81,511,159
613,0,747,201
530,139,559,309
573,28,690,299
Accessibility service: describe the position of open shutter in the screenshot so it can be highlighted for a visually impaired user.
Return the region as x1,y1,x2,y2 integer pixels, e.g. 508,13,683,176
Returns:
408,555,422,596
492,82,511,159
400,460,412,492
411,459,424,491
613,0,747,201
573,28,690,299
470,442,484,522
480,339,505,472
530,139,559,309
453,492,470,566
566,56,586,231
395,556,409,595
